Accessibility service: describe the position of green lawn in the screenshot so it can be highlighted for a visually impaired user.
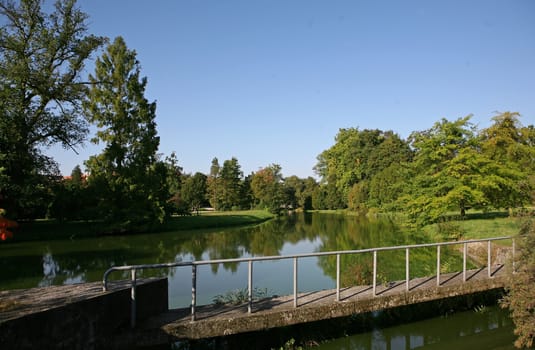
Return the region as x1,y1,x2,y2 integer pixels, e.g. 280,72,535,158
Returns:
423,210,529,245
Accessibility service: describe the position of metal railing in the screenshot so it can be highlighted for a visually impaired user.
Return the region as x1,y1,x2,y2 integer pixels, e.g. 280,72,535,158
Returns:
102,236,514,327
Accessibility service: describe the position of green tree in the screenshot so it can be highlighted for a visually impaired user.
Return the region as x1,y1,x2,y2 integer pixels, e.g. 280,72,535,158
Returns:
501,220,535,348
84,36,166,230
315,128,411,208
282,176,318,211
181,172,207,215
251,164,285,214
0,0,104,219
207,157,221,209
480,112,534,210
404,116,528,226
311,183,344,210
283,176,304,210
368,162,412,209
240,173,255,210
301,177,318,210
218,157,243,210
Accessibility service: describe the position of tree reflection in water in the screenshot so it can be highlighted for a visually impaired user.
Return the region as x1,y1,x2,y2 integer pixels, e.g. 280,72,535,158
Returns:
0,213,474,307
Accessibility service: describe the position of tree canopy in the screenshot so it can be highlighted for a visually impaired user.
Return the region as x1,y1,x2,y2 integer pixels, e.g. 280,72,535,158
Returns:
0,0,104,219
314,113,533,224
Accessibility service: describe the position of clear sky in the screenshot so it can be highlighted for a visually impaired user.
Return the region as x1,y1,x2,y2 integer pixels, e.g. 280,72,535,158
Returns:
51,0,535,178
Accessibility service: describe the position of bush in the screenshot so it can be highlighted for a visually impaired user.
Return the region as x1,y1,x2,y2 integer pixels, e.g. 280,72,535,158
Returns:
501,219,535,348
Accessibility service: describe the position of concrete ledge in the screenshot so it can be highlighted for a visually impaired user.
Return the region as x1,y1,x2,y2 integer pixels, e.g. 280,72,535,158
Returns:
0,278,167,350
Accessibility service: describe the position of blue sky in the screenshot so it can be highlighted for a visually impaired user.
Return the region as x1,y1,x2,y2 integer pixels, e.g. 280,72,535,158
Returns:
51,0,535,178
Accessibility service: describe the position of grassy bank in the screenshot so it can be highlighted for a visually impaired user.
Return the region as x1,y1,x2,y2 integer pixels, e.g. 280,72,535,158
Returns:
9,210,274,243
423,211,528,243
312,208,528,242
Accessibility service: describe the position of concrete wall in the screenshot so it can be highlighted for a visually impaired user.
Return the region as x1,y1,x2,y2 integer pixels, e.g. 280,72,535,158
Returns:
0,278,168,350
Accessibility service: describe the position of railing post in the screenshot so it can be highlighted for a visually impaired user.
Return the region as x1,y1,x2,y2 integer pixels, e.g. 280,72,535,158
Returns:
487,240,492,278
436,245,441,286
463,243,467,282
130,268,137,328
372,250,377,296
405,248,410,291
293,257,298,308
191,264,197,321
336,254,340,302
248,260,253,313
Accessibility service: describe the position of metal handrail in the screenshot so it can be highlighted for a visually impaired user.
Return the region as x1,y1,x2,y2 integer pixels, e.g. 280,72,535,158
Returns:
102,236,514,327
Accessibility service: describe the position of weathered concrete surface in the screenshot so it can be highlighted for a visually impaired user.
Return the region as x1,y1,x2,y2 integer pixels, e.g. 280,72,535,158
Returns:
132,265,508,343
0,278,167,350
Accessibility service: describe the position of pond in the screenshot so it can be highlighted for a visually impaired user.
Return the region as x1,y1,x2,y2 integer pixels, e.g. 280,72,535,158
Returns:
1,213,477,307
0,212,516,348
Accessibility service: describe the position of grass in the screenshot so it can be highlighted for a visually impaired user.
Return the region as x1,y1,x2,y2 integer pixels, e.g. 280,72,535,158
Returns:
423,210,529,244
8,210,274,243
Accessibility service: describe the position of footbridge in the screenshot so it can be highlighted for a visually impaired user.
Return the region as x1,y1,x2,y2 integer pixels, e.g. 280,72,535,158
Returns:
105,236,514,346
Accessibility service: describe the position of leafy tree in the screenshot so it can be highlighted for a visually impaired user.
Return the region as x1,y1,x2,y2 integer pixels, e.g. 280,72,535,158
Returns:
301,177,318,210
283,176,312,210
251,164,285,213
368,162,412,209
501,220,535,348
0,0,104,219
84,37,166,230
312,183,344,210
480,112,534,210
181,172,208,215
347,181,369,212
315,128,411,208
481,112,525,163
404,116,529,226
282,176,318,211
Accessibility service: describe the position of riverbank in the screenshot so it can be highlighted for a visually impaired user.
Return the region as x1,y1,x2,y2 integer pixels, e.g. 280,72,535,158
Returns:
8,210,274,243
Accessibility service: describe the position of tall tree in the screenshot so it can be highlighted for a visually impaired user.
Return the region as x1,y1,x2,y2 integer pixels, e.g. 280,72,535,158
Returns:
251,164,285,213
181,172,207,215
207,157,221,209
84,36,165,230
0,0,104,219
218,157,243,210
163,152,184,214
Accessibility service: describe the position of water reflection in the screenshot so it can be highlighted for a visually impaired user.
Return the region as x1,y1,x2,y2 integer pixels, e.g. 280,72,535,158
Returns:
39,251,88,287
39,252,59,287
0,213,479,307
316,306,514,350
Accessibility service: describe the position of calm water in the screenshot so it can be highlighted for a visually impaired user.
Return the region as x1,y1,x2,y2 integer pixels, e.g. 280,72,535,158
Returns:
315,306,515,350
0,213,516,348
